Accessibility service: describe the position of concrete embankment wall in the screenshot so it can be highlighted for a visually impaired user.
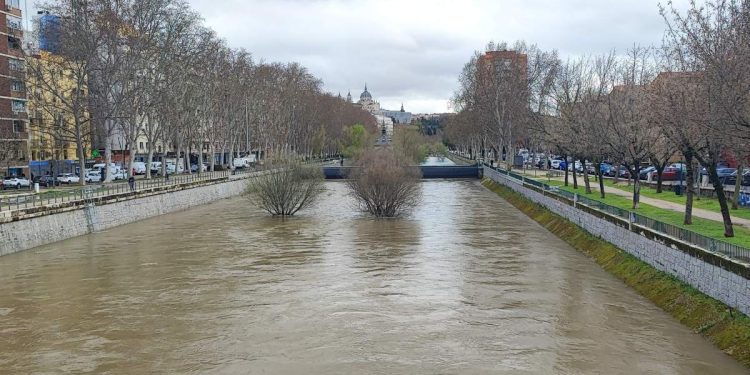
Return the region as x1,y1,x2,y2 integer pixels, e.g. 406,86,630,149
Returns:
483,166,750,316
0,175,251,257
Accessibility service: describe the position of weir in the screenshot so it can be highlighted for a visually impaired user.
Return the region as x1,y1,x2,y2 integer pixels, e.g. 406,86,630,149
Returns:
322,165,482,179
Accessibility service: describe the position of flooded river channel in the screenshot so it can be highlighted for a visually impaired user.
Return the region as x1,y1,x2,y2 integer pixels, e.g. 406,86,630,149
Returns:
0,181,745,374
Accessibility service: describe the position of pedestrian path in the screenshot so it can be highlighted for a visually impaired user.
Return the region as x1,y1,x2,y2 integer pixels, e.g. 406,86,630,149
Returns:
584,182,750,229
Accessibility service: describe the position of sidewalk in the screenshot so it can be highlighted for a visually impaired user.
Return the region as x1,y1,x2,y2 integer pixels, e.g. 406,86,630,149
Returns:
579,181,750,229
505,167,750,229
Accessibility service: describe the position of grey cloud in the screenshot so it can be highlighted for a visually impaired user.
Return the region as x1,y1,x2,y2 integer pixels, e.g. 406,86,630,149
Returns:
28,0,692,112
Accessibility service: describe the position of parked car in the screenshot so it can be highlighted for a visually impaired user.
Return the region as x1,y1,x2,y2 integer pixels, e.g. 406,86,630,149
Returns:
615,166,631,179
639,166,657,180
661,167,684,181
190,163,208,173
166,162,186,174
150,161,162,174
111,170,127,180
550,159,565,170
567,160,583,173
2,176,30,189
33,175,59,187
233,155,257,169
132,161,147,175
721,169,750,186
85,171,102,183
57,173,80,184
600,163,614,176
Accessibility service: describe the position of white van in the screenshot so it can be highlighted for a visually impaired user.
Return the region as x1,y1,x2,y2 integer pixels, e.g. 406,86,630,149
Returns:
233,155,256,169
93,163,122,180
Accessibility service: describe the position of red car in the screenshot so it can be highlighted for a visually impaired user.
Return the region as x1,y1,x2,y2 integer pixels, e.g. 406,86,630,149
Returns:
661,167,684,181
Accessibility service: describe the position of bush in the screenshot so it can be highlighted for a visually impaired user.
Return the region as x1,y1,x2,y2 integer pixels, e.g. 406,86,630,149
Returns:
347,149,422,217
246,160,324,216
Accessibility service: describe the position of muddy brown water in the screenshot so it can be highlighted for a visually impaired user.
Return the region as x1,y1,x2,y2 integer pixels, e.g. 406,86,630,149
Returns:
0,181,745,374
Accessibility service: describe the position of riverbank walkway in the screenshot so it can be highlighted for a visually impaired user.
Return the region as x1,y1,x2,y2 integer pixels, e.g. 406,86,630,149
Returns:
504,167,750,229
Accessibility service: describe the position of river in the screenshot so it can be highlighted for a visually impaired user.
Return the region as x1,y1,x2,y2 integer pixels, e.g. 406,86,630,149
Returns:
0,181,745,374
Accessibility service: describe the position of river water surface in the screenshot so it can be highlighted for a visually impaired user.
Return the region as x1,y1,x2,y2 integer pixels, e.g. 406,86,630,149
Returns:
0,181,745,374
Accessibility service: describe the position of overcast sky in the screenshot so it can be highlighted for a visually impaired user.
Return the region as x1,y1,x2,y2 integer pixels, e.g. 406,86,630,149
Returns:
29,0,691,113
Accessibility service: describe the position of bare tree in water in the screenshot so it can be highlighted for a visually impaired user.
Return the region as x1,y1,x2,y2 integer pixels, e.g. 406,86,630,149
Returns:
246,160,324,216
347,148,422,217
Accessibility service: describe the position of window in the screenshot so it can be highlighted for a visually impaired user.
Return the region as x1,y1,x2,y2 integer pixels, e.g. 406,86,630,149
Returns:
11,100,26,113
10,80,24,92
7,15,22,30
9,58,24,71
8,36,21,50
6,0,20,9
64,150,69,160
12,120,24,133
139,141,144,150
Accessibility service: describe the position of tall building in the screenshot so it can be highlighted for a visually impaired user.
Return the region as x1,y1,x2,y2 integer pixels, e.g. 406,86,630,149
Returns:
478,50,528,84
26,52,87,165
0,0,29,177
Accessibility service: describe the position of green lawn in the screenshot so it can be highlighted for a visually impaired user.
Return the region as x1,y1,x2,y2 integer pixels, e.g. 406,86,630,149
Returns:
542,179,750,248
599,180,750,221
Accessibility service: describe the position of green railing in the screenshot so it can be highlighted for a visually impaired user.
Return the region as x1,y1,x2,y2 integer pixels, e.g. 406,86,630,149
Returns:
483,164,750,264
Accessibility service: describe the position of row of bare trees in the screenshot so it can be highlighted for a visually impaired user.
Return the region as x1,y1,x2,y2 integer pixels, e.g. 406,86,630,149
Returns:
25,0,374,184
446,1,750,238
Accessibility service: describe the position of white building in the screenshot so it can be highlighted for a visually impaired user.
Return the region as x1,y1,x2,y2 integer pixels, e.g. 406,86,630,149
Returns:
374,114,394,136
353,84,412,124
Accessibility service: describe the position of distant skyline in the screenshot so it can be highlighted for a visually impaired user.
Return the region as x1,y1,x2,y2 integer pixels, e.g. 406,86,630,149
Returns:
27,0,691,113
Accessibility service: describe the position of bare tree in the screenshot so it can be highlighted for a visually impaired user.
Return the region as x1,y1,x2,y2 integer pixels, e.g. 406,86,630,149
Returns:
661,0,748,236
347,148,422,217
603,47,656,209
246,160,324,216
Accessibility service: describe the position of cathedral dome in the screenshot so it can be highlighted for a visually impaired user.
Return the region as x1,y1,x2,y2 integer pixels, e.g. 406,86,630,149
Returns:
360,84,372,101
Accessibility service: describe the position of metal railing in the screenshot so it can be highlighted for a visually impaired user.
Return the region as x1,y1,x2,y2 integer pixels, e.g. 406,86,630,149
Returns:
0,169,234,213
0,157,342,214
483,164,750,263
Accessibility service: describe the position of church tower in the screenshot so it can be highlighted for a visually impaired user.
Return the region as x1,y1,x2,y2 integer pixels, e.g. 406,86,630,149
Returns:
346,91,352,103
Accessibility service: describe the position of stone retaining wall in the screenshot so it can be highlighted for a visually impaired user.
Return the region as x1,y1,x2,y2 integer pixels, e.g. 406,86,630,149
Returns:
484,166,750,316
0,175,251,257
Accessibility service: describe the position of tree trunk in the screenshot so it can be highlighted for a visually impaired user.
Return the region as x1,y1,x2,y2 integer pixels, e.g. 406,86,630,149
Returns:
613,163,620,184
684,152,694,225
564,155,569,186
656,166,665,193
732,162,743,210
632,165,641,209
76,131,87,187
197,143,204,176
708,162,734,237
104,135,112,183
146,149,154,179
583,159,592,194
596,162,604,199
572,158,578,189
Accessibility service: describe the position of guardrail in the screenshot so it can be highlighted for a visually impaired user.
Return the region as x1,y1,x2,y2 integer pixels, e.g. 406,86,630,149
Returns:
485,164,750,264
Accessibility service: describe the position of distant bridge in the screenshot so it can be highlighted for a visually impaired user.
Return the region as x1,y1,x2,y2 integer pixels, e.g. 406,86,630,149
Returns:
322,165,482,179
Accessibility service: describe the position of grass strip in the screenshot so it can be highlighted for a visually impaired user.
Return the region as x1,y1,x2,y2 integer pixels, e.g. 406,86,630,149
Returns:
482,178,750,367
